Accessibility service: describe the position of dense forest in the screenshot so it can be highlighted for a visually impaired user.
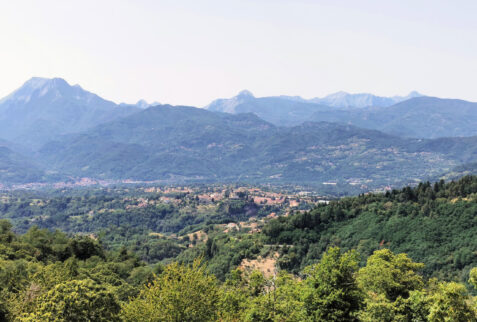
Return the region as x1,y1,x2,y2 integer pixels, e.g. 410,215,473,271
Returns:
262,177,477,282
0,222,475,321
177,177,477,284
0,177,477,320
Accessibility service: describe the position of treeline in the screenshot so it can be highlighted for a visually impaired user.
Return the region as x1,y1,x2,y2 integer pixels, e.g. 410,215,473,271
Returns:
0,221,475,321
262,176,477,282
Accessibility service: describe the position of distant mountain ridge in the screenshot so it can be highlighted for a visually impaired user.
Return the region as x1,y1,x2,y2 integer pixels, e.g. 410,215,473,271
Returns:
205,90,423,126
311,96,477,138
207,90,333,126
206,91,477,139
206,90,422,111
309,90,422,108
120,99,161,109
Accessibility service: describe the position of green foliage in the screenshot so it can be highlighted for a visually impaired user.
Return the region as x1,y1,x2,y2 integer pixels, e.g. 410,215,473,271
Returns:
121,259,219,322
427,281,476,321
304,247,363,321
358,249,424,301
19,279,121,321
264,177,477,282
0,187,277,267
470,267,477,289
184,231,265,280
0,223,474,321
0,220,151,321
357,249,425,321
242,272,309,322
1,177,477,320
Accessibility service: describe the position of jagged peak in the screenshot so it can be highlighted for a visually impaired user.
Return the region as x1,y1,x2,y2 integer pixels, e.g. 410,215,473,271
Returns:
0,77,101,105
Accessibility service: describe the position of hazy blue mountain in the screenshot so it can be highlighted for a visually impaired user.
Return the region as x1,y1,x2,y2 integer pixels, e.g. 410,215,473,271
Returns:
0,77,139,149
308,91,422,108
311,96,477,138
206,90,256,113
205,90,331,126
120,99,161,109
205,90,423,126
249,91,422,109
0,145,45,184
36,104,477,188
0,138,29,155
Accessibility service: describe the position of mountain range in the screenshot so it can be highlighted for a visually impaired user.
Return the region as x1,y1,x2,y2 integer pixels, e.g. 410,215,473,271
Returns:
206,91,477,138
1,77,477,191
308,90,422,108
206,90,332,126
207,90,422,111
310,96,477,138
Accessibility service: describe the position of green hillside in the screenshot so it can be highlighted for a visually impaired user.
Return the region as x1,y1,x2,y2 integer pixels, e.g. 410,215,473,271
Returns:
37,105,477,190
262,176,477,282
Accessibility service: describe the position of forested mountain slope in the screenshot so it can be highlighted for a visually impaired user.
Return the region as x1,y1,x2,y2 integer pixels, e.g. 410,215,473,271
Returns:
36,104,477,188
261,176,477,282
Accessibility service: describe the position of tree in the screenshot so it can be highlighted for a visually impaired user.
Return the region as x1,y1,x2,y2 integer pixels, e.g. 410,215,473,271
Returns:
470,267,477,289
357,249,425,321
0,220,15,244
358,249,424,301
427,281,476,321
303,247,363,321
19,279,121,321
244,272,309,322
121,259,219,322
217,269,250,321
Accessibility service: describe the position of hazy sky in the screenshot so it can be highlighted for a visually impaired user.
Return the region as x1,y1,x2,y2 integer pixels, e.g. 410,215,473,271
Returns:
1,0,476,106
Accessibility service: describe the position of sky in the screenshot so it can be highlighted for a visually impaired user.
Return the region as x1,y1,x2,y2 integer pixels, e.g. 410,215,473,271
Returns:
1,0,476,106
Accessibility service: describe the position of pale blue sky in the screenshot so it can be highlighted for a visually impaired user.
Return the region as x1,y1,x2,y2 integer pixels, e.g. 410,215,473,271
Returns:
1,0,476,106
